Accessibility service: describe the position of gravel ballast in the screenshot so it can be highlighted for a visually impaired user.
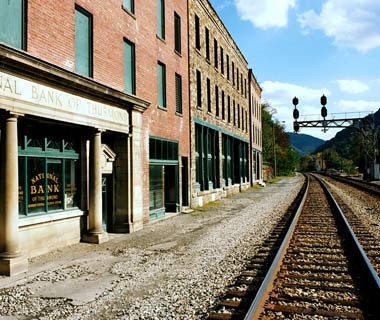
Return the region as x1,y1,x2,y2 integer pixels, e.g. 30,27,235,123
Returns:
0,175,304,319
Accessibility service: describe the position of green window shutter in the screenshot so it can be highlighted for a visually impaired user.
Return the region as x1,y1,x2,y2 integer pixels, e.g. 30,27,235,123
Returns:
175,73,182,114
123,0,134,13
124,40,135,94
75,7,92,77
157,0,165,39
158,62,166,107
0,0,25,49
174,13,181,53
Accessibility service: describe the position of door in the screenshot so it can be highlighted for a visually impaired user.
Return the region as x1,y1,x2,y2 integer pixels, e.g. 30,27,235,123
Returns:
181,157,189,206
164,165,179,212
102,174,113,232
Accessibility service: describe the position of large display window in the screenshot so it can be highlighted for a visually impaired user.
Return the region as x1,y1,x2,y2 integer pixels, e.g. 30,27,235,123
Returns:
18,134,79,216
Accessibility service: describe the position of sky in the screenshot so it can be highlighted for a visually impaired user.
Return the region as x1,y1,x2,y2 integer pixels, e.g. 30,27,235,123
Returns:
209,0,380,140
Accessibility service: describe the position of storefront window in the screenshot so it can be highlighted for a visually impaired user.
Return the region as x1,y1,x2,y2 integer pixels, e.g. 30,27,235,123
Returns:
18,134,79,216
149,165,164,211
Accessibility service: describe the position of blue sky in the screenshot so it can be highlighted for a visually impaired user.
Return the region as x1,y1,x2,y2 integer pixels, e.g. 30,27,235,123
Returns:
209,0,380,140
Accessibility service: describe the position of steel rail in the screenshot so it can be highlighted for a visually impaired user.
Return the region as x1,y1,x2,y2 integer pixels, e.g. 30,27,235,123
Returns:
317,175,380,304
243,175,310,320
327,173,380,197
244,173,380,319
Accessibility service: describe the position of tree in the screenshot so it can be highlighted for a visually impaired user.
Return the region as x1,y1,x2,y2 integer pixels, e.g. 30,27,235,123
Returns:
261,103,299,176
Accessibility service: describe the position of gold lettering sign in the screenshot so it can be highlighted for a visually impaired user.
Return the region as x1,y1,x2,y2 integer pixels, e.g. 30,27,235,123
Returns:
28,172,62,208
0,71,129,133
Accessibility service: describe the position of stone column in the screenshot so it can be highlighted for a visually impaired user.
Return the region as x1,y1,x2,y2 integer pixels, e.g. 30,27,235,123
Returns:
0,114,28,276
82,129,108,244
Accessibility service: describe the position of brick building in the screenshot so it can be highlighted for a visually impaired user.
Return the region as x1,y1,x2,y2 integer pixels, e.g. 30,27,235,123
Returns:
0,0,189,276
188,0,261,207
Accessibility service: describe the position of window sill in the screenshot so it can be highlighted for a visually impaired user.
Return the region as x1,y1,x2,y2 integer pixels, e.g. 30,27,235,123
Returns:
174,50,182,57
175,112,183,117
156,35,166,43
122,5,136,19
19,208,84,227
157,105,167,111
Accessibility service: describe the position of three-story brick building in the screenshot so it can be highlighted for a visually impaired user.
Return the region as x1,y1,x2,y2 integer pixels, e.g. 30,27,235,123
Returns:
0,0,261,276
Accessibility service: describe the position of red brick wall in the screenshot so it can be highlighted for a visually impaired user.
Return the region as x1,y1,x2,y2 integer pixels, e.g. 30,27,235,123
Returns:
25,0,190,223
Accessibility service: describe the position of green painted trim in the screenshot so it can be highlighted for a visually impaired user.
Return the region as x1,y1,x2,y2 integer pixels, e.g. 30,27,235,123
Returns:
149,136,179,144
149,160,178,165
193,117,249,143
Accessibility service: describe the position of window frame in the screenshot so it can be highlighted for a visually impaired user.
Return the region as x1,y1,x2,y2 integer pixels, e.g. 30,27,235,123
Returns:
122,0,134,14
157,0,165,39
195,14,201,50
158,61,167,108
123,38,136,95
75,5,93,77
175,73,182,114
174,12,181,54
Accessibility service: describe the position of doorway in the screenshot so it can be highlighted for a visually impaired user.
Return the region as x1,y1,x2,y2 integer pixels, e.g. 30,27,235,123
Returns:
102,174,113,232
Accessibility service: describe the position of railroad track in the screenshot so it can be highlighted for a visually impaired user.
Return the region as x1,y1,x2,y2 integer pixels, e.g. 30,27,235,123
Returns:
208,174,380,319
326,174,380,197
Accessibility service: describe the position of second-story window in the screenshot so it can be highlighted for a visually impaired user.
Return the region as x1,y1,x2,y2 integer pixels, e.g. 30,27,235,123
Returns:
124,39,135,95
0,0,26,49
174,12,181,54
157,0,165,39
196,70,202,108
207,78,211,112
175,73,182,114
158,62,166,108
215,85,219,117
195,14,201,50
75,6,93,77
123,0,134,13
232,62,235,85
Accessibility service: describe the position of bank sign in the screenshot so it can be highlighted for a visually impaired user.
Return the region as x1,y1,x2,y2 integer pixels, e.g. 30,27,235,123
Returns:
0,71,129,133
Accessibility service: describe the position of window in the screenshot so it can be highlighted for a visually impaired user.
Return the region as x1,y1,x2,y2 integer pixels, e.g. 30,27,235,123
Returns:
75,6,93,77
205,27,210,61
245,110,248,132
222,90,225,120
175,73,182,114
227,96,231,123
158,62,166,107
195,14,200,49
196,69,202,108
238,104,240,128
233,100,236,125
124,39,135,94
220,47,224,74
237,68,239,90
174,12,181,53
214,39,218,68
244,79,247,98
123,0,134,13
215,85,219,117
232,62,235,85
241,74,243,95
207,78,211,112
18,135,79,215
157,0,165,39
242,109,244,131
226,54,230,80
0,0,26,49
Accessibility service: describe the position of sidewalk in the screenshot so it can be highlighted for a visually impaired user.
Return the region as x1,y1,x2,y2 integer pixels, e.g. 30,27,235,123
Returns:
0,175,303,320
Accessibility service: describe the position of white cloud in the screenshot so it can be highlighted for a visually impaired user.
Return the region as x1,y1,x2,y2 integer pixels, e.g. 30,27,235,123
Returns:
235,0,296,29
261,81,330,106
298,0,380,52
261,81,331,134
337,100,380,112
336,80,369,94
